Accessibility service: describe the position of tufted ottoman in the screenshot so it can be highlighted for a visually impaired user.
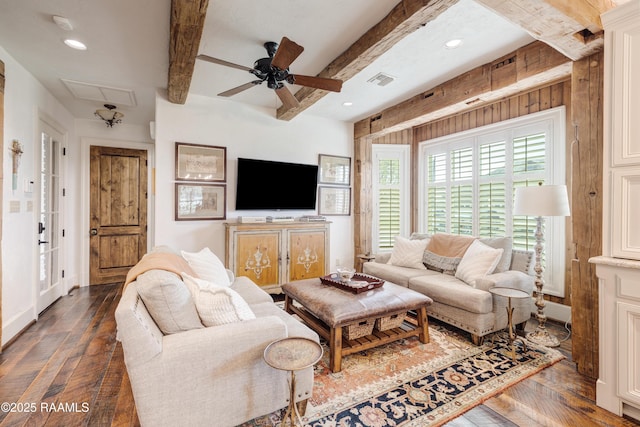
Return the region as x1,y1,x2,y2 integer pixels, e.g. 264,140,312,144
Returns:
281,278,433,372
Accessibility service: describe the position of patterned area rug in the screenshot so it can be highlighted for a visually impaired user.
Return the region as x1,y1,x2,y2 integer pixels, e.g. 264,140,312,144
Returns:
243,321,564,427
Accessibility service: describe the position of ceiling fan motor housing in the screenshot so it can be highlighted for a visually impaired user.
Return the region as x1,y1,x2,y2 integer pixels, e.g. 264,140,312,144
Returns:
253,57,289,89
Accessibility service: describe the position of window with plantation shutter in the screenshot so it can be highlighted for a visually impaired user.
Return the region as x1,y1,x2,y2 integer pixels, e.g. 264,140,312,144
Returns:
427,186,447,234
372,145,410,252
478,141,507,237
418,107,566,297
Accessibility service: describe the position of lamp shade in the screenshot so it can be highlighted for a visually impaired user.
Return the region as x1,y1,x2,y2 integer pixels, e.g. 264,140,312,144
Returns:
513,184,570,217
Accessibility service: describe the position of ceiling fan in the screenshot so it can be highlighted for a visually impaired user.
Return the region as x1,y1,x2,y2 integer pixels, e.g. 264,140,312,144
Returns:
197,37,343,110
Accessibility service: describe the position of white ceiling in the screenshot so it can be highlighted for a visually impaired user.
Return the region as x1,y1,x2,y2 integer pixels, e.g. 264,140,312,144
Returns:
0,0,535,127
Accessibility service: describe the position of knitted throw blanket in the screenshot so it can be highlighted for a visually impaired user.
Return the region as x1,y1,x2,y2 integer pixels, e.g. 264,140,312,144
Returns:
124,252,195,288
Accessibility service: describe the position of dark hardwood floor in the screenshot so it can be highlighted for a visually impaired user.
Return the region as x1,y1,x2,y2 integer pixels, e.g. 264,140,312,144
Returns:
0,284,638,427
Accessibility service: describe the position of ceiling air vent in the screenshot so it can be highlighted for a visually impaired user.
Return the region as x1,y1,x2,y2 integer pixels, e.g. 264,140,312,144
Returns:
367,72,395,87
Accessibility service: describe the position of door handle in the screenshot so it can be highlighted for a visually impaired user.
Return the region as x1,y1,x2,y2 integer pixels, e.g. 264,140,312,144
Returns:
90,228,98,236
38,239,49,245
38,222,46,234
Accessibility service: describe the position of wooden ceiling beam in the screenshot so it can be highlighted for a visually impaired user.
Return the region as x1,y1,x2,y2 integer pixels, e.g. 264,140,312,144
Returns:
354,40,572,139
167,0,209,104
276,0,459,121
475,0,614,61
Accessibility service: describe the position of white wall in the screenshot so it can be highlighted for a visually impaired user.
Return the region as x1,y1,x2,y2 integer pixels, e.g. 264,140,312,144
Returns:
1,46,77,345
155,92,355,270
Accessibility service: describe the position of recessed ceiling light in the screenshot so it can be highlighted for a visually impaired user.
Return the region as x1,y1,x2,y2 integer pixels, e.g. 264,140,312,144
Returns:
342,101,353,107
444,39,463,49
64,39,87,50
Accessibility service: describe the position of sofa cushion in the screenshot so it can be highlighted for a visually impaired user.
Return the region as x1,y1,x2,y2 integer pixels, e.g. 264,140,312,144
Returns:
181,247,231,287
363,262,439,287
230,276,274,305
422,250,461,275
479,236,512,273
408,274,493,314
136,270,203,334
387,236,428,270
182,273,256,326
426,233,476,258
455,240,503,287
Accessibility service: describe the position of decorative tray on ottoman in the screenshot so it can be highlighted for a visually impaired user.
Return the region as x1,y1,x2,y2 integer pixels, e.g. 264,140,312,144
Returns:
320,273,384,294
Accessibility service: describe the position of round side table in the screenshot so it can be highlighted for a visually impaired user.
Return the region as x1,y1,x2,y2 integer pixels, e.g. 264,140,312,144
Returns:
489,287,530,361
264,337,323,426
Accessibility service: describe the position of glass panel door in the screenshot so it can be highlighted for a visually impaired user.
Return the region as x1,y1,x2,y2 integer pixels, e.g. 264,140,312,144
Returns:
38,125,63,313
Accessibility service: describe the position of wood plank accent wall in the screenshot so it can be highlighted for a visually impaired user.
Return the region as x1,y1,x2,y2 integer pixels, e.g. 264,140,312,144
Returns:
354,41,572,140
570,52,603,378
1,60,4,350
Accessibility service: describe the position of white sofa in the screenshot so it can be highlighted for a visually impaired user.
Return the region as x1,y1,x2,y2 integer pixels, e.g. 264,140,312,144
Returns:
115,249,319,427
363,233,535,344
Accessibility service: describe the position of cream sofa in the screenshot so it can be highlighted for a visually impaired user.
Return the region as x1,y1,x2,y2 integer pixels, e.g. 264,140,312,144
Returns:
115,249,319,427
363,233,535,345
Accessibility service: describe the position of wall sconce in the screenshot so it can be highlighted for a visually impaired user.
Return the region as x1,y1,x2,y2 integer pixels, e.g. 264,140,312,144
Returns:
10,139,23,191
95,104,124,127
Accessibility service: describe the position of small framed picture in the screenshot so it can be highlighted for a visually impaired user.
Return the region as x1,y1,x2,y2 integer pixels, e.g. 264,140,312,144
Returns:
318,186,351,216
175,183,226,220
318,154,351,186
176,142,226,182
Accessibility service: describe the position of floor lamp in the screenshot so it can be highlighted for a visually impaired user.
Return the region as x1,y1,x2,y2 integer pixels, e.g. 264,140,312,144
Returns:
513,183,570,347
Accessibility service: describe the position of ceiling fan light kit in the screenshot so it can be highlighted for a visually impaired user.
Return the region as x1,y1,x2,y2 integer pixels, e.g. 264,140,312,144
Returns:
197,36,343,111
95,104,124,127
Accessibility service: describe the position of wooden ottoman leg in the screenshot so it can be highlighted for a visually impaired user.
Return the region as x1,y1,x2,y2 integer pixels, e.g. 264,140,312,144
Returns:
284,294,293,314
330,326,343,373
417,306,430,344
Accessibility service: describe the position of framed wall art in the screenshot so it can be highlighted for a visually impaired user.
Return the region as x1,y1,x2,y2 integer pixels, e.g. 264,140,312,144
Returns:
318,186,351,216
175,183,226,220
175,142,226,182
318,154,350,186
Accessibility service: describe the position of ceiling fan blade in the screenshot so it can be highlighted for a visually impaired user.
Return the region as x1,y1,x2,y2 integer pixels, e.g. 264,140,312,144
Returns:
271,37,304,70
289,74,343,92
275,86,300,110
218,80,263,97
197,54,255,72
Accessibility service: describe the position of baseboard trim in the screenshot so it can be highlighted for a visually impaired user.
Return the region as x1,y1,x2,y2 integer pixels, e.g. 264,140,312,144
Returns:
537,301,571,324
2,308,36,349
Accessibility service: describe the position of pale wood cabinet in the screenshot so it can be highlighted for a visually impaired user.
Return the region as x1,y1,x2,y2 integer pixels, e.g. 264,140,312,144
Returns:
225,221,330,292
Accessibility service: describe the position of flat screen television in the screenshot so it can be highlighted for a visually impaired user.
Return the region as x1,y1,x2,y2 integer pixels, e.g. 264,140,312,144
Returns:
235,158,318,210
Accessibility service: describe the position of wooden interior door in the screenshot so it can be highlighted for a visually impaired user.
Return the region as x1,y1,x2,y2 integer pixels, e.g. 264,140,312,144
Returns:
89,146,147,285
288,229,326,281
234,232,280,286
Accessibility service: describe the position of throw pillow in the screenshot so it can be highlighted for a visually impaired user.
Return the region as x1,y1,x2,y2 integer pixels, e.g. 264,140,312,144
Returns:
422,250,461,275
136,270,203,334
426,233,476,258
479,236,512,273
182,273,255,327
181,247,231,287
455,239,504,287
387,236,428,270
